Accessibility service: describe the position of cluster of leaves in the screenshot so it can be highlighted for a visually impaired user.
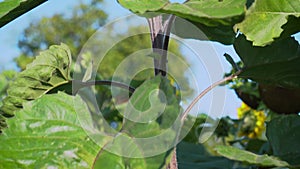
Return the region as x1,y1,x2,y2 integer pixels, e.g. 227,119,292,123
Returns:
118,0,300,168
9,0,192,128
0,43,179,168
119,0,300,46
0,0,300,168
0,44,72,119
183,107,300,168
119,0,300,99
0,1,191,168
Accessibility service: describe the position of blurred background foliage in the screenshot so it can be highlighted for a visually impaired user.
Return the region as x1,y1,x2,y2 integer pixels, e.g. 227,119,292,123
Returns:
7,0,192,130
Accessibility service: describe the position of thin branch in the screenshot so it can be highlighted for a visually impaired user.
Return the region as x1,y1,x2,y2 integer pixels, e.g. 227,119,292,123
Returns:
167,148,178,169
180,70,242,122
72,80,135,94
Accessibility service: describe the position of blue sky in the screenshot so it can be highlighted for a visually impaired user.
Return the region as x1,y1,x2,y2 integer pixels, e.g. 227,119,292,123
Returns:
0,0,244,118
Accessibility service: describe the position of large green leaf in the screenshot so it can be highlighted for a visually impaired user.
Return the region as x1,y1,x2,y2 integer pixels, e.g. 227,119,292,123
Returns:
236,0,300,46
235,35,300,88
280,15,300,40
0,44,72,123
215,145,289,167
118,0,245,45
117,0,168,14
177,142,234,169
0,0,47,28
193,23,236,45
83,76,178,168
161,0,246,27
119,76,180,156
118,0,246,26
0,86,173,168
172,18,236,45
266,115,300,166
123,76,165,123
0,92,101,168
122,75,180,130
91,124,174,168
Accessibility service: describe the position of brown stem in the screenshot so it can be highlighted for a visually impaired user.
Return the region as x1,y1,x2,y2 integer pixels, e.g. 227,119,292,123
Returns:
180,70,242,122
166,148,178,169
147,15,175,76
168,71,242,169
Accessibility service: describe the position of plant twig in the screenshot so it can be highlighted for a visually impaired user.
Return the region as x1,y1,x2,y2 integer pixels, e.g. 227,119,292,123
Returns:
72,80,135,94
180,70,242,122
167,148,178,169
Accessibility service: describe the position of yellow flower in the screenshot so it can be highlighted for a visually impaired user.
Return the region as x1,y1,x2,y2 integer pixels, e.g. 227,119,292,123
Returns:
248,133,255,139
168,76,180,96
237,102,251,119
237,103,266,139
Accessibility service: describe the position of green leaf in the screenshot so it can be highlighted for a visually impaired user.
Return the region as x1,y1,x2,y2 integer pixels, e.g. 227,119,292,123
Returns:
117,0,168,14
118,0,245,44
161,0,246,27
0,88,173,168
215,145,289,167
236,0,300,46
0,44,72,122
0,93,101,168
123,75,173,124
85,76,177,168
93,140,173,169
0,0,47,28
0,70,17,95
0,75,7,94
0,115,5,132
93,150,127,169
122,76,181,137
120,76,180,156
172,17,236,45
266,115,300,166
235,35,300,88
195,24,236,45
245,139,268,154
0,70,17,131
224,53,240,71
121,77,162,137
181,114,209,143
177,142,234,169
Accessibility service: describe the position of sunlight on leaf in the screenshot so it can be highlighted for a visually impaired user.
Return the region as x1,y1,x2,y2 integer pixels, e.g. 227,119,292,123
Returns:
236,0,300,46
0,44,72,124
215,145,289,167
0,93,101,168
0,0,46,27
117,0,168,14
